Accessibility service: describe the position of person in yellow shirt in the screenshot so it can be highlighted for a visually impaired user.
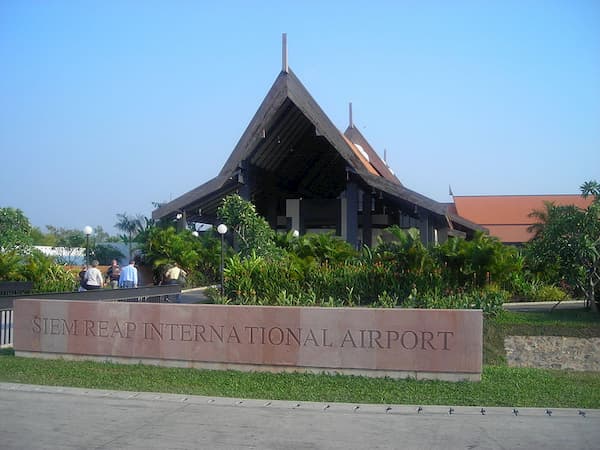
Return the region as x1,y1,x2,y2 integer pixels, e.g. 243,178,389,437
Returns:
164,262,187,303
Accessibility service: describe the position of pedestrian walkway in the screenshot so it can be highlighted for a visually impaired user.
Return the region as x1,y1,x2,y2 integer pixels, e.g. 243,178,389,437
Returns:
179,286,212,304
0,383,598,450
503,299,586,312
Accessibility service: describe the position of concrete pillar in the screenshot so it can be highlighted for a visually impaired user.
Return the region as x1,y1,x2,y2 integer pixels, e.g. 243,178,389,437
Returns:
345,182,358,248
419,214,430,245
363,192,373,247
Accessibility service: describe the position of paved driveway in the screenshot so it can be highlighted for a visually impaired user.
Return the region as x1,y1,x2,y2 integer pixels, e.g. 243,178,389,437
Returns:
1,383,597,450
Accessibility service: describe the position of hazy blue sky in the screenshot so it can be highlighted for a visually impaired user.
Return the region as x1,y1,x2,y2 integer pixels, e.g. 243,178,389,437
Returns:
1,1,599,234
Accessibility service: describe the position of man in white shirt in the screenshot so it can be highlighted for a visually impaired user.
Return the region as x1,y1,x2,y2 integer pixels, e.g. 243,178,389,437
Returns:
119,260,138,288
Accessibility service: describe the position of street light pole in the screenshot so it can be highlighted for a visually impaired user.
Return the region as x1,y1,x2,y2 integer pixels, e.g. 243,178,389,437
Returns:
216,224,228,296
83,226,93,266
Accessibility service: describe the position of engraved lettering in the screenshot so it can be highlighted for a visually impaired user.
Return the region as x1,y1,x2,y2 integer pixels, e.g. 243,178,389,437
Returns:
110,322,125,338
386,330,399,349
63,319,77,335
126,321,136,338
32,316,41,333
50,318,60,335
194,325,206,342
368,330,384,349
98,320,109,338
210,325,224,343
341,329,357,348
246,326,260,344
268,327,284,345
286,328,301,346
359,329,367,348
421,331,436,350
303,328,319,346
400,330,418,350
322,328,333,347
84,320,96,336
437,331,454,350
144,322,162,340
181,324,192,341
227,326,241,343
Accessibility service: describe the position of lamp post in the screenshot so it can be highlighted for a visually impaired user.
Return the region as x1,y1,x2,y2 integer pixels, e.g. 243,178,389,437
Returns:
216,224,228,296
83,225,93,266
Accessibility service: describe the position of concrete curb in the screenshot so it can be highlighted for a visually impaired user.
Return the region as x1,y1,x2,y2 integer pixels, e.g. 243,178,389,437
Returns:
1,382,596,418
503,300,587,311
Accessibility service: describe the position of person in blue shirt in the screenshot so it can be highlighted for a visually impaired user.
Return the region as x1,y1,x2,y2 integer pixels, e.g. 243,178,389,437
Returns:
119,260,138,288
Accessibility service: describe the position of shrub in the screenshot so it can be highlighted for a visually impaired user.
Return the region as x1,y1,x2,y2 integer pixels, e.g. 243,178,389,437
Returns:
401,288,508,316
532,284,568,302
142,226,223,286
21,250,77,292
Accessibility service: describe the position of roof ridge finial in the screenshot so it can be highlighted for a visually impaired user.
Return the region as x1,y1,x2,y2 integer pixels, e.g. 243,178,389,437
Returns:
282,33,288,73
349,102,353,128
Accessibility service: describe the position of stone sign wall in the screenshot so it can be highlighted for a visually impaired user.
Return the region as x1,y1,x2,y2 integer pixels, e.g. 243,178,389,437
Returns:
14,299,483,381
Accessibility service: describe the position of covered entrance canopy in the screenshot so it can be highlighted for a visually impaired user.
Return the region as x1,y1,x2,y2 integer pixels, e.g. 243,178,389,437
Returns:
152,46,483,246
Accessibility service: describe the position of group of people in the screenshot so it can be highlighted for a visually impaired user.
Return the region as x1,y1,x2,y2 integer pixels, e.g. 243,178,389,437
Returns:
77,260,188,302
78,259,138,291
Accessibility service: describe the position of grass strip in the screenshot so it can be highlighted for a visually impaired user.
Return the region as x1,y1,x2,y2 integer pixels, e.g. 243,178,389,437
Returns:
0,351,598,408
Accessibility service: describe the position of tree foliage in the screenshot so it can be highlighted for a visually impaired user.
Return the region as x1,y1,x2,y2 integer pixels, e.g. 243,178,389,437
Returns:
141,226,223,284
217,194,278,258
93,244,125,265
0,207,33,252
115,213,144,258
525,180,600,312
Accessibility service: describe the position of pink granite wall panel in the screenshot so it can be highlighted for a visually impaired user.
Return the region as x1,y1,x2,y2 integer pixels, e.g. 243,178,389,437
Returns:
14,300,482,374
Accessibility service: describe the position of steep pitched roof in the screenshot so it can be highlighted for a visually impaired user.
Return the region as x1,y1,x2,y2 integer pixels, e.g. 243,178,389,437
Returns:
154,68,379,220
453,195,593,243
153,67,482,235
217,69,378,182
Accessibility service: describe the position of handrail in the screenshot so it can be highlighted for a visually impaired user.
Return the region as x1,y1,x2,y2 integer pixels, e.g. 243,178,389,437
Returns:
0,285,181,310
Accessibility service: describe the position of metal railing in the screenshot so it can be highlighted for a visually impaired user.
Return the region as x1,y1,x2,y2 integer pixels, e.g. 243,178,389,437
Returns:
1,309,12,347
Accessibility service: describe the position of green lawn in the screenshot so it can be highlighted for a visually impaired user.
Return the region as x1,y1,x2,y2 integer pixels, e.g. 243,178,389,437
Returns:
1,309,599,408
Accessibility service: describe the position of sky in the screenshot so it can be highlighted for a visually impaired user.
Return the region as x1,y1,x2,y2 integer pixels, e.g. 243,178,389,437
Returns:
1,1,599,235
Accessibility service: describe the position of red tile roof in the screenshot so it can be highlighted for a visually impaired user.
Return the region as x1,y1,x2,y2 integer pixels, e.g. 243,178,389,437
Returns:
453,195,593,243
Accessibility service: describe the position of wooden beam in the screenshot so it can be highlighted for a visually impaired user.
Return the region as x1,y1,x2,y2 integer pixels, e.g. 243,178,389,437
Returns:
345,181,359,249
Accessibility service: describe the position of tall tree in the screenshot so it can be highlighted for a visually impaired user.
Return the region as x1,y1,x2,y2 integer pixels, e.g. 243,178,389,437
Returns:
30,226,57,246
217,194,277,258
115,213,143,258
525,181,600,312
0,207,33,253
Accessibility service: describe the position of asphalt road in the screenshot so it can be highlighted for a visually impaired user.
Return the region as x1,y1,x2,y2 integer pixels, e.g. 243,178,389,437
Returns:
0,383,597,450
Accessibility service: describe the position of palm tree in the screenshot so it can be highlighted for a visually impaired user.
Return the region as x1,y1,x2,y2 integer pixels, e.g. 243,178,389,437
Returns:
527,201,555,238
115,213,142,259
